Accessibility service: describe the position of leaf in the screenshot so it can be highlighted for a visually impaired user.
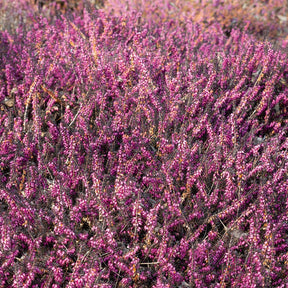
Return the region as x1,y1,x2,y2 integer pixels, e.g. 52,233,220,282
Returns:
277,15,287,23
3,98,14,108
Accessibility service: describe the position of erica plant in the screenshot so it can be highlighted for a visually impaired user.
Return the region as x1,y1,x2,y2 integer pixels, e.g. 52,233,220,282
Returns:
0,1,288,287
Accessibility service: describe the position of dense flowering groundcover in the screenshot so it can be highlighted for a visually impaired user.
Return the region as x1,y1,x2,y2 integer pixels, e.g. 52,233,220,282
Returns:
1,1,288,287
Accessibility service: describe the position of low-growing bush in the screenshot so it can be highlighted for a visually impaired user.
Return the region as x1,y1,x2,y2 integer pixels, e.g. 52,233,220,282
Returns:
0,1,288,287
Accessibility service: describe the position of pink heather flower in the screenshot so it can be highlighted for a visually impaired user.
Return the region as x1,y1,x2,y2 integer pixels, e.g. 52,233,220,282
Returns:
0,3,287,287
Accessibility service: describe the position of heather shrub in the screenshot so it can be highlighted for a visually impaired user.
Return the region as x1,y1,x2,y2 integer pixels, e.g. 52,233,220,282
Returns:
184,0,288,42
102,0,288,47
0,0,102,33
0,2,288,287
0,0,34,33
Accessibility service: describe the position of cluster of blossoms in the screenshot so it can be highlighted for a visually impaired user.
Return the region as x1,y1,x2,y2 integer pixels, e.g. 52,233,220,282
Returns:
0,0,288,287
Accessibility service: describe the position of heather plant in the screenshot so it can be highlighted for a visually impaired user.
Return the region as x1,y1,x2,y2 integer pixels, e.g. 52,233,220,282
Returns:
184,0,288,43
102,0,288,48
0,0,101,34
0,1,288,287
